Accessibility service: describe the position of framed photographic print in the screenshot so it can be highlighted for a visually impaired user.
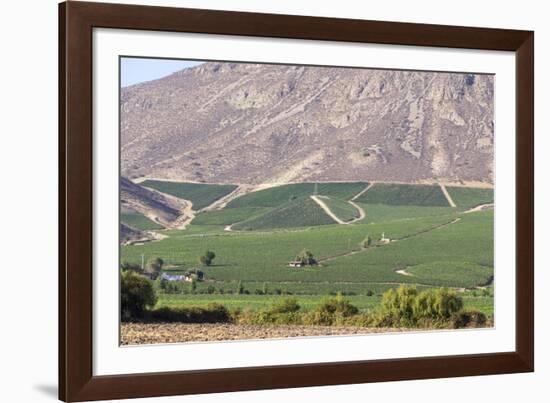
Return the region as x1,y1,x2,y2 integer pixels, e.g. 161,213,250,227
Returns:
59,1,534,401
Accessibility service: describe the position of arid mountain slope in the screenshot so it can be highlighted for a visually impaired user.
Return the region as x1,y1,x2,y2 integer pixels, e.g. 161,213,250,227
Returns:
121,62,494,185
120,177,186,227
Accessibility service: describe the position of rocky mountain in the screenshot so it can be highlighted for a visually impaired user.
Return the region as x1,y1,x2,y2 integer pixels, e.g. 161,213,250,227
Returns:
121,62,494,185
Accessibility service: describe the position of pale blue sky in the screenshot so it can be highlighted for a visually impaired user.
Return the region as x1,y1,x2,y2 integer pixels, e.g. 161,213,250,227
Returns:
121,57,203,87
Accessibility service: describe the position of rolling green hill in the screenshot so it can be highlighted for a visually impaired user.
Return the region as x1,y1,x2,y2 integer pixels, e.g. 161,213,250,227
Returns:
354,183,449,206
315,182,368,200
357,204,456,223
120,182,494,317
406,261,493,288
446,186,494,208
192,207,270,226
141,180,237,210
227,183,312,208
232,197,336,230
318,197,360,222
226,182,367,209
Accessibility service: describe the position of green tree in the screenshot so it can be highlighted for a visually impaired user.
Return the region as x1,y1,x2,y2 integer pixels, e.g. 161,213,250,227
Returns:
120,271,157,320
199,250,216,266
295,249,316,265
189,278,197,293
144,257,164,280
236,280,244,295
414,288,463,320
362,236,372,248
381,285,418,323
120,261,142,273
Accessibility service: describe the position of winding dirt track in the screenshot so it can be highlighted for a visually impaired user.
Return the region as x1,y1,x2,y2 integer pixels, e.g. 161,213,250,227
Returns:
351,182,374,201
463,203,494,214
310,195,366,225
310,195,347,224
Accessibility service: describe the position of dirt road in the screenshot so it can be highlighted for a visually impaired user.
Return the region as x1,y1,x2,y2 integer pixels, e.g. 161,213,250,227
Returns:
439,183,457,207
310,195,366,225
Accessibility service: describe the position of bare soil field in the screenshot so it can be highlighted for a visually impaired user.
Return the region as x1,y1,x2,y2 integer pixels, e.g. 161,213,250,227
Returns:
121,323,411,345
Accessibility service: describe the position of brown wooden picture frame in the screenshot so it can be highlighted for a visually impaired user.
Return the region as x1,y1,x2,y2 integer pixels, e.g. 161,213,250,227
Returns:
59,1,534,401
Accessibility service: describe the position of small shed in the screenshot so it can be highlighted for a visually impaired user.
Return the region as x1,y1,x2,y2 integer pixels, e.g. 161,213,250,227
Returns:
288,260,305,268
379,232,391,244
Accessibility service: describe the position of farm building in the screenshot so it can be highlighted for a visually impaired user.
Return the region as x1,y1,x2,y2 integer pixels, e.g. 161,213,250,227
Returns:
160,273,186,282
288,260,305,268
159,270,205,282
182,269,205,282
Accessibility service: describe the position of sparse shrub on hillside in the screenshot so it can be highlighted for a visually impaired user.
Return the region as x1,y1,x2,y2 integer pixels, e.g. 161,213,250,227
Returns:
121,271,157,320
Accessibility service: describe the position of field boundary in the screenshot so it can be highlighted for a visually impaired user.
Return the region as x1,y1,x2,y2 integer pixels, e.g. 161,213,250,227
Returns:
439,183,457,207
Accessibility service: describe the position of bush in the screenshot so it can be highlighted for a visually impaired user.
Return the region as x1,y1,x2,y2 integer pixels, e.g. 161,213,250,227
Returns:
269,297,300,314
148,303,231,323
319,294,358,316
414,288,463,320
303,294,359,326
159,279,184,294
381,285,418,324
381,286,464,326
121,271,157,320
451,310,488,329
121,261,142,273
